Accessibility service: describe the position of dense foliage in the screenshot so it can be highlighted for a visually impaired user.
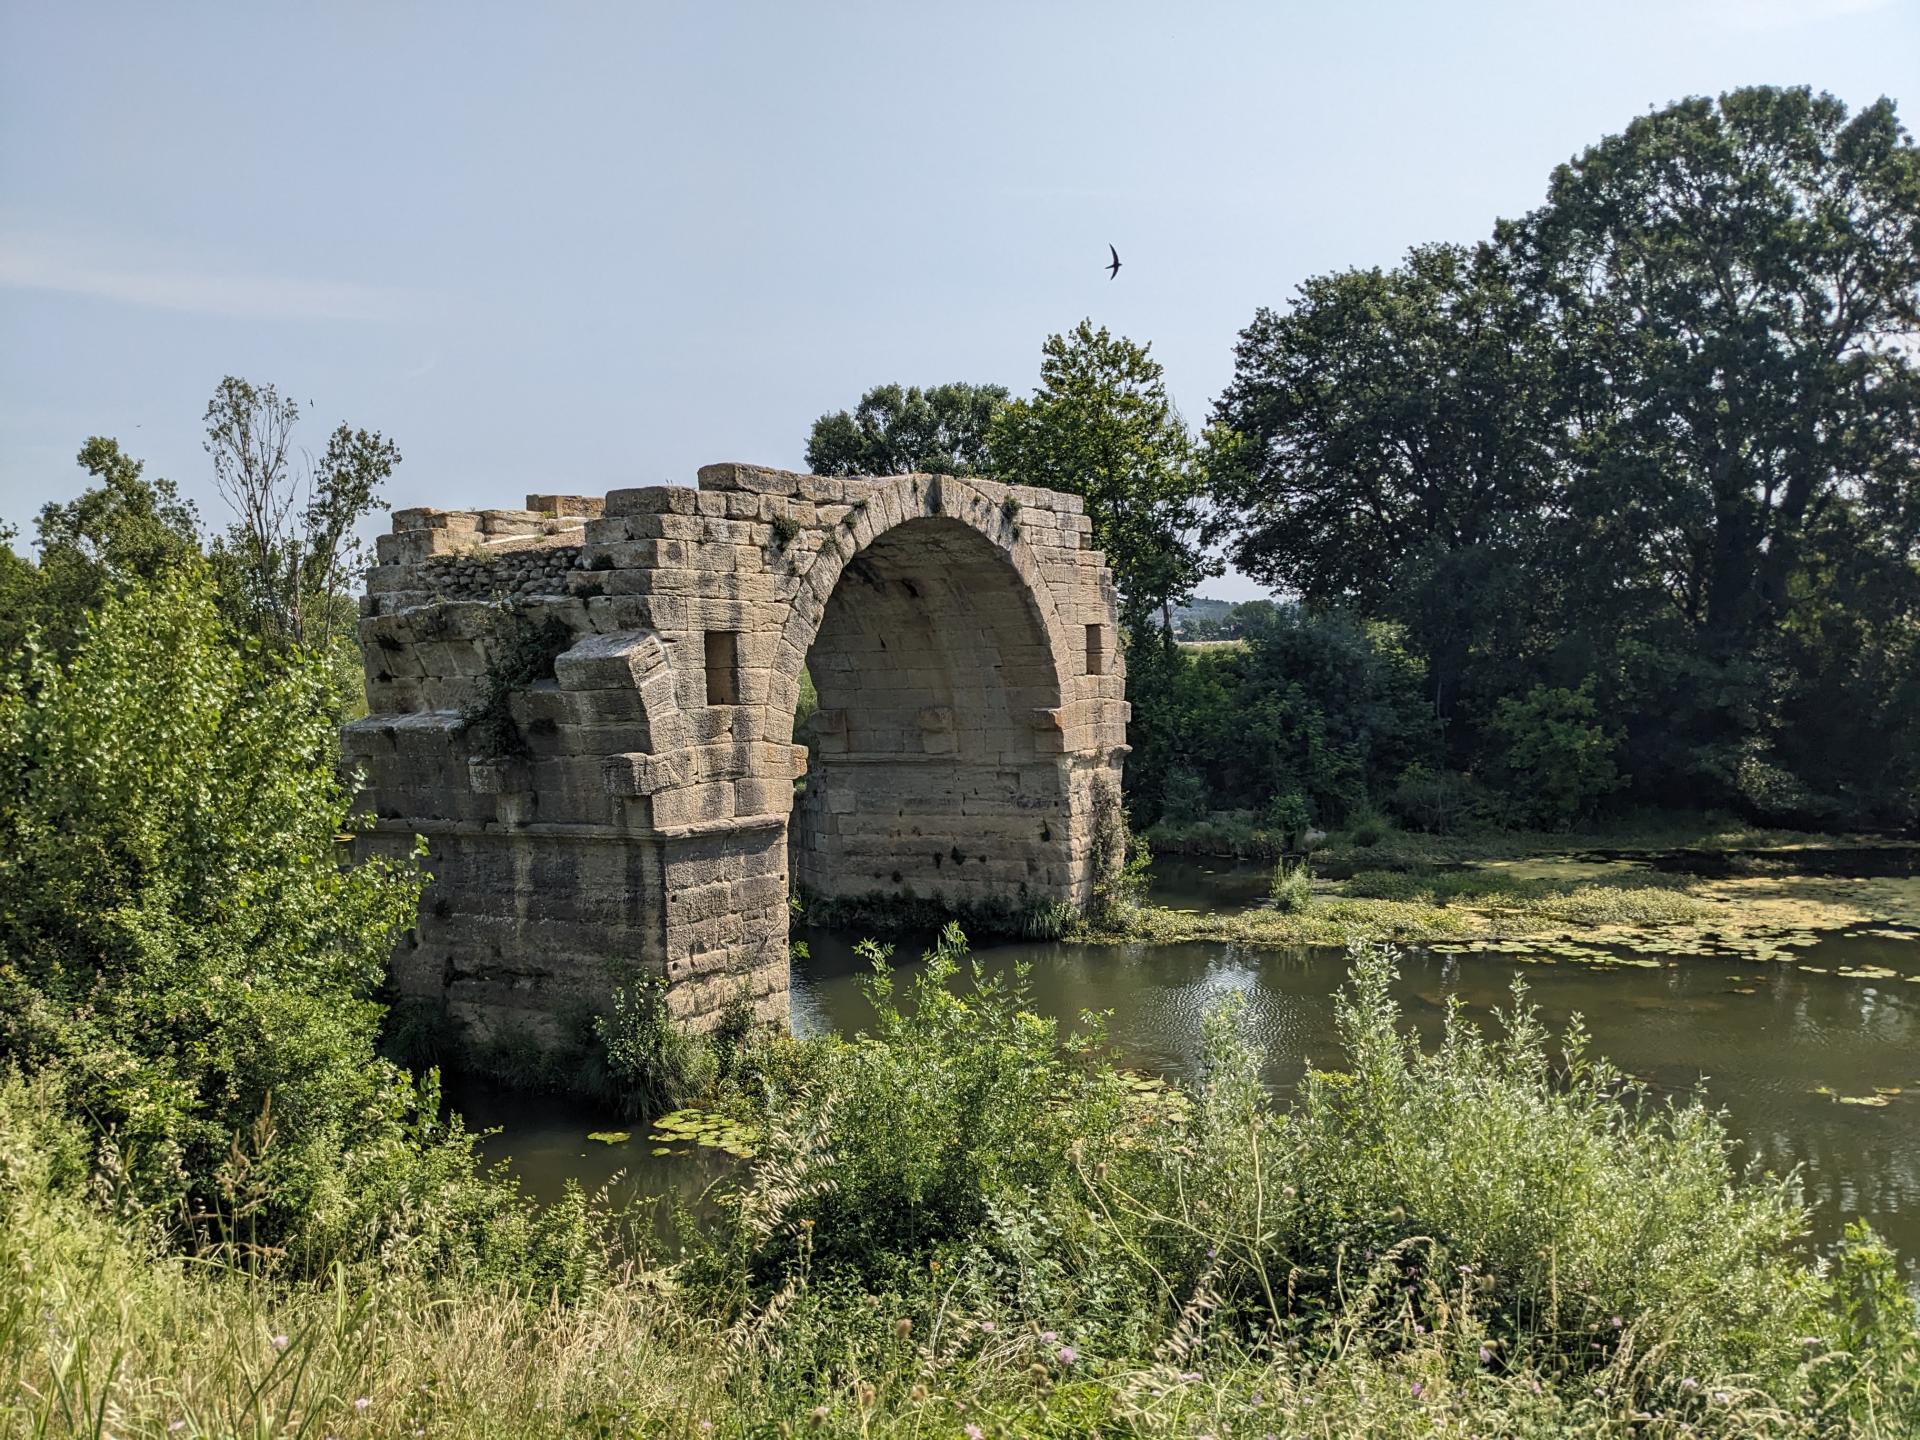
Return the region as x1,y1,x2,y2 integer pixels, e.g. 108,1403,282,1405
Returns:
805,381,1009,477
1211,86,1920,830
990,321,1220,634
1126,602,1439,830
0,566,583,1281
9,939,1913,1436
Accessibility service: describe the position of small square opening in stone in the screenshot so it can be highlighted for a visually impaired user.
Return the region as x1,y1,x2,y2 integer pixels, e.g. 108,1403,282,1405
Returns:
1086,623,1105,677
705,630,741,705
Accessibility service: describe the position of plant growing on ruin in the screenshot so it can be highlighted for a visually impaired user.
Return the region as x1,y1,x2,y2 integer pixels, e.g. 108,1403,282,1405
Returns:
462,604,575,758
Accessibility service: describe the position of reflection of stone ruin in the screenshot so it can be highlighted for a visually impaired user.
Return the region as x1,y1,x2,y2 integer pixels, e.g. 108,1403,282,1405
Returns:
345,464,1129,1036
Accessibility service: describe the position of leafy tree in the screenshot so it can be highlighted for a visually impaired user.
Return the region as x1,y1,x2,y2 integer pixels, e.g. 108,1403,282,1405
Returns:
1206,87,1920,823
0,565,427,1235
805,382,1008,477
1,439,201,657
1209,244,1555,733
991,321,1219,633
203,376,400,652
1509,86,1920,810
1489,680,1626,829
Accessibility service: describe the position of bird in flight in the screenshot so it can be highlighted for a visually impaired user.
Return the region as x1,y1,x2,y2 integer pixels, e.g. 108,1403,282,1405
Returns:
1106,244,1122,280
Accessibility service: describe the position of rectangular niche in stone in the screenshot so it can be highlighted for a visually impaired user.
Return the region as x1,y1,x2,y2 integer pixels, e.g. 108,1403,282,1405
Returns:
705,629,741,705
1086,623,1106,677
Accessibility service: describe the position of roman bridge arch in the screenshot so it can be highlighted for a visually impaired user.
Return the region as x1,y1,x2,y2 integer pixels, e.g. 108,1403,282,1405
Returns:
345,464,1129,1039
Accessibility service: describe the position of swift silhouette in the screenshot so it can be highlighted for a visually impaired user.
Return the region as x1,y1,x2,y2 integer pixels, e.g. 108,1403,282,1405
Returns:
1106,243,1122,280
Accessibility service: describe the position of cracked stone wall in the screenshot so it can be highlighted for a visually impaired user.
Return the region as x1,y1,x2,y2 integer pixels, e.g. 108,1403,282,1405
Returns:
345,466,1128,1039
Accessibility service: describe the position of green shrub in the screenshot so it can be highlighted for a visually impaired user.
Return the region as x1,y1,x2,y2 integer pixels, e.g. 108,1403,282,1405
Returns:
594,979,716,1120
1491,679,1626,829
0,569,580,1284
1386,763,1495,834
1269,857,1314,912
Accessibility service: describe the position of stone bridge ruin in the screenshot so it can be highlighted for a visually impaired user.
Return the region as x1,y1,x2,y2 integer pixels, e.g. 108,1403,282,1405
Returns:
345,464,1129,1039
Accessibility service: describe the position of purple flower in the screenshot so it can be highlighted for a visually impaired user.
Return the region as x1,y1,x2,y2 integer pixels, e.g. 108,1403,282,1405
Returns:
978,1320,996,1333
1610,1315,1623,1329
270,1334,288,1352
1179,1370,1203,1382
1056,1346,1077,1365
1410,1381,1424,1399
964,1427,985,1440
352,1398,371,1413
1478,1345,1492,1365
1041,1329,1058,1343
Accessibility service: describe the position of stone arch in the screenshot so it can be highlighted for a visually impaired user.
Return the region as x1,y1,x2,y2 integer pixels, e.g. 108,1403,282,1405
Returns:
767,472,1076,728
773,478,1082,913
348,466,1128,1037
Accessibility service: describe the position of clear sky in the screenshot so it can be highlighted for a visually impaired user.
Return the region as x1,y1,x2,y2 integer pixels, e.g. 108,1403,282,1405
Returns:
3,0,1915,601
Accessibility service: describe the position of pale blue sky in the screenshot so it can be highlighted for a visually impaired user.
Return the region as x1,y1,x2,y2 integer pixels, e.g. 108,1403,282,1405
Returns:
3,1,1915,600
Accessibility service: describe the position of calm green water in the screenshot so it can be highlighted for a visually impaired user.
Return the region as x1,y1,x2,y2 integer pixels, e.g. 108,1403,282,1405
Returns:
468,861,1920,1273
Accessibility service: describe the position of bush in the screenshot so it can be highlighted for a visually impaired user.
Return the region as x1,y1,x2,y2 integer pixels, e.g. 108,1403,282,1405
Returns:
1269,858,1313,912
0,568,564,1282
1490,679,1626,829
1387,762,1497,834
594,979,718,1120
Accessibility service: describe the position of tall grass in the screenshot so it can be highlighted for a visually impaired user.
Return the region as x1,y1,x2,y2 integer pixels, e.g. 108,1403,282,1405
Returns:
5,942,1917,1437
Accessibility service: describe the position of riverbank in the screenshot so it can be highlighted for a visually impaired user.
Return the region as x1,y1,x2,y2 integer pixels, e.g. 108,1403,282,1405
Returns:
9,946,1917,1437
1107,820,1920,968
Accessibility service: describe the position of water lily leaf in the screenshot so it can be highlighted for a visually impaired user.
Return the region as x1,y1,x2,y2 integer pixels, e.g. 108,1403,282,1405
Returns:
587,1130,630,1145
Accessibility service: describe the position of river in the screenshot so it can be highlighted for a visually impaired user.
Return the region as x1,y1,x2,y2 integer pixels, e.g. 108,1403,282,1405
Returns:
466,857,1920,1273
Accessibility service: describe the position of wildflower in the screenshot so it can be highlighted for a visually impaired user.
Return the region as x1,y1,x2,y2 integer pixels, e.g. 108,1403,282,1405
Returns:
1206,1247,1217,1259
270,1334,289,1351
978,1320,996,1334
1457,1264,1474,1276
1610,1315,1623,1329
964,1427,985,1440
896,1317,913,1339
1179,1370,1203,1383
1479,1346,1492,1365
168,1425,185,1435
1681,1378,1699,1392
1041,1329,1058,1342
353,1398,371,1412
1250,1390,1263,1404
1411,1381,1424,1399
1056,1346,1077,1365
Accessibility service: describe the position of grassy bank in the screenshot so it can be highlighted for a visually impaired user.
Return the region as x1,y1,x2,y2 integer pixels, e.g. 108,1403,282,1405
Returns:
1118,817,1920,967
6,941,1917,1438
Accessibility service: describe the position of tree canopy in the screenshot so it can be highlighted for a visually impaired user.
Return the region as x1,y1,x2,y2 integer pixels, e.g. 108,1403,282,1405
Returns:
805,381,1008,477
1208,86,1920,826
991,321,1218,633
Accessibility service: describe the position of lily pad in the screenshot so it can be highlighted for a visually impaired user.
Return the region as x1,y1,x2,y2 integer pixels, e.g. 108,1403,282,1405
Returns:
587,1130,630,1145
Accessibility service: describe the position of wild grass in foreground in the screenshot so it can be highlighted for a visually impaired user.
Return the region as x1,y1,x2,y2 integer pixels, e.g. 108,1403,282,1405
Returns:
4,941,1916,1437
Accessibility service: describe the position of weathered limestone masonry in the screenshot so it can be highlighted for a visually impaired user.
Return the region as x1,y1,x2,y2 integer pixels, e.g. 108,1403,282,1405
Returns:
345,465,1129,1039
